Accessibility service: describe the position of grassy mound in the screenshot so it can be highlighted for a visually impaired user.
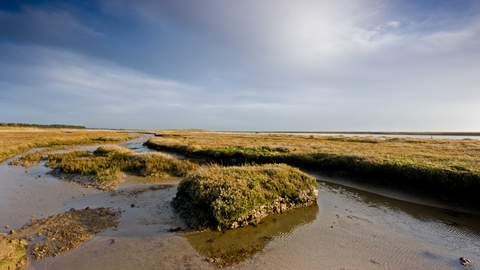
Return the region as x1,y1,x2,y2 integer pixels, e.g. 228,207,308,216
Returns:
173,163,318,230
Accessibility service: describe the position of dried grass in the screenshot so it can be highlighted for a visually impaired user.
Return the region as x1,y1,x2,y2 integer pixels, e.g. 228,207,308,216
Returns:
0,128,139,163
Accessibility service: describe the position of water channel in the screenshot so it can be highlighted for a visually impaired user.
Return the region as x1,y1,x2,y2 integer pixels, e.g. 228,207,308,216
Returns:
0,134,479,269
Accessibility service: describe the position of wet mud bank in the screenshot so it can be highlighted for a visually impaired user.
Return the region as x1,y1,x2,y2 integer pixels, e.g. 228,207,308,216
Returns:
3,207,122,261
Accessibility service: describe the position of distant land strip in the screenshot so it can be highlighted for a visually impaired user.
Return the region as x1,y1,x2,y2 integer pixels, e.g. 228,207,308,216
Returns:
227,131,480,136
0,123,86,129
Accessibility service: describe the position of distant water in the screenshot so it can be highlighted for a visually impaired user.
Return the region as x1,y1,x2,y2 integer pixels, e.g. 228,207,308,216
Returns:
247,132,480,140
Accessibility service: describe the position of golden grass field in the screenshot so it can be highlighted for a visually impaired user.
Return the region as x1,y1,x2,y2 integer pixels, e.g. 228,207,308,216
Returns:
145,130,480,200
0,128,139,163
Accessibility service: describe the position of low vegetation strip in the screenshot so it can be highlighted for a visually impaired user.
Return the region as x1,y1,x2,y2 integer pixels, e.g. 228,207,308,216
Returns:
145,130,480,202
172,163,318,230
0,129,139,163
49,145,198,186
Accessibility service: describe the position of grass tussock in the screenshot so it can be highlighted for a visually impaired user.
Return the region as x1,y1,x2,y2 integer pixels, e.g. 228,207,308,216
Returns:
93,145,135,156
0,128,139,164
146,130,480,201
49,146,198,183
174,163,318,228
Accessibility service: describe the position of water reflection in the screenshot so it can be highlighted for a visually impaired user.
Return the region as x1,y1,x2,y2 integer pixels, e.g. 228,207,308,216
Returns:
185,203,319,267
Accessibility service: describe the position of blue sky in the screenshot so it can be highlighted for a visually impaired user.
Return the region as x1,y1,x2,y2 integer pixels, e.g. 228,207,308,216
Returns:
1,0,480,131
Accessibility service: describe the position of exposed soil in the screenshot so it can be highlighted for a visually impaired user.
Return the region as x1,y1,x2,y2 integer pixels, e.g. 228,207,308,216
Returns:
112,184,175,197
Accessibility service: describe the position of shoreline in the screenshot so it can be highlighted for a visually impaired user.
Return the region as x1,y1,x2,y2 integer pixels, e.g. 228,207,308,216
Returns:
223,131,480,136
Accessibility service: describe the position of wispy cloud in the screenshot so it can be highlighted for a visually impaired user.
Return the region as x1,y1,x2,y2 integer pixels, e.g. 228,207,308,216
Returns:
1,0,480,131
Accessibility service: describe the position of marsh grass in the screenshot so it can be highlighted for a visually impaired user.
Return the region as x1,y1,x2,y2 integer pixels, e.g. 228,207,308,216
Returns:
174,163,318,228
49,146,198,183
8,149,53,168
146,131,480,200
7,146,83,167
93,145,135,156
0,128,139,164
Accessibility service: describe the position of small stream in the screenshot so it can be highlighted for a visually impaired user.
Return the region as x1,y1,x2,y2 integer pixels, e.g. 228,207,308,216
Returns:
1,134,479,270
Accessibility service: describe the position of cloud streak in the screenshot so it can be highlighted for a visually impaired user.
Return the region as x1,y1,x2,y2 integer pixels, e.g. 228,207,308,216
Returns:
1,0,480,131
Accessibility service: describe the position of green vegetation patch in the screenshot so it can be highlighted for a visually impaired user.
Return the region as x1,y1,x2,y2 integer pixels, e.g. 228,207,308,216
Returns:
0,237,28,270
93,145,134,156
173,163,318,230
8,148,87,168
49,146,198,184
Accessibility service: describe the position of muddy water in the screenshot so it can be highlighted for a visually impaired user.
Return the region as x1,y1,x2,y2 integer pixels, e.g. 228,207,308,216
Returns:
1,134,479,270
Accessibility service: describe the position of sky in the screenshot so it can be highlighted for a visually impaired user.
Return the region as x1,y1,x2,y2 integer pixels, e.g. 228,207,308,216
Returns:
1,0,480,131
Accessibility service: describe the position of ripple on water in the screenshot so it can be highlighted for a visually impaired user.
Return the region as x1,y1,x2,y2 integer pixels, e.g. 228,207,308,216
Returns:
226,182,480,270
